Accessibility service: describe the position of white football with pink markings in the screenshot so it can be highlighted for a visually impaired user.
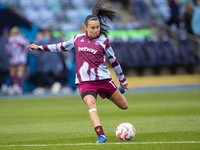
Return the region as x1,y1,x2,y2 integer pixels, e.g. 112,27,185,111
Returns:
116,123,136,141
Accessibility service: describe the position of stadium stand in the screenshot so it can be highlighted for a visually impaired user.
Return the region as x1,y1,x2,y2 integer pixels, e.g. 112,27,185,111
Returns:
127,40,147,68
158,35,178,67
143,36,160,67
177,34,194,65
0,0,200,95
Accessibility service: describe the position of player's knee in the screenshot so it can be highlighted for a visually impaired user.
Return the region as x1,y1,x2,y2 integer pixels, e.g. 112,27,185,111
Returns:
122,103,128,110
121,97,128,110
120,102,128,110
85,101,97,110
85,101,95,109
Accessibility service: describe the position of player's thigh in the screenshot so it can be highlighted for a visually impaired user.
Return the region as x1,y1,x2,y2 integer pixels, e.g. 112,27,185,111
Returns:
109,89,128,110
83,94,97,110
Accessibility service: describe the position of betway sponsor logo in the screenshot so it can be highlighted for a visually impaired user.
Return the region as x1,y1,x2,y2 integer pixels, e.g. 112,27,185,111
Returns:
78,47,97,54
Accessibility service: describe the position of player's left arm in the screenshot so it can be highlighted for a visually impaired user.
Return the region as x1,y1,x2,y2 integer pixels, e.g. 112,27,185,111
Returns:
104,39,128,89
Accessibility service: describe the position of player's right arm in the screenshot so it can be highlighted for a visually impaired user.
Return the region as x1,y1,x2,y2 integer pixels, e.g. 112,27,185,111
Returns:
27,44,39,51
27,36,75,52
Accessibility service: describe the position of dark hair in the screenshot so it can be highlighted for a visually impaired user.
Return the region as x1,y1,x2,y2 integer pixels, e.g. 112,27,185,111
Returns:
84,1,117,37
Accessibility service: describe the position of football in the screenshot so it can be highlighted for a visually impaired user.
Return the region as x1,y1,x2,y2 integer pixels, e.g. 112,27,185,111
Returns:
116,122,136,141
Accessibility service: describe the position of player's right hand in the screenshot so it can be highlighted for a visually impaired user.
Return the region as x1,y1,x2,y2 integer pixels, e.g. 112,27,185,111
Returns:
27,44,39,51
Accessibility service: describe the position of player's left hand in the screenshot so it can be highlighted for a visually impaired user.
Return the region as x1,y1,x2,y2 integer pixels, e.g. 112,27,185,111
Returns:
121,83,129,90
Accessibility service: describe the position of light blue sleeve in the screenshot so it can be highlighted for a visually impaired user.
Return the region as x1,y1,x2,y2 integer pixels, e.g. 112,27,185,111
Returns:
191,7,200,35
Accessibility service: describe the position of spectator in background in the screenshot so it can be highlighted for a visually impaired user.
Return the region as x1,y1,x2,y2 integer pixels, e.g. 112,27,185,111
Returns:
192,0,200,37
35,31,45,45
60,26,87,93
193,0,197,5
31,31,66,94
79,24,86,33
183,1,194,34
131,0,149,23
167,0,181,28
7,26,27,95
26,31,44,92
59,33,74,93
0,27,10,94
110,0,130,9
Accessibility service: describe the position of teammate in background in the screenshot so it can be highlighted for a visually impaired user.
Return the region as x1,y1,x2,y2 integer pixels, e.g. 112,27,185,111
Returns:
7,26,27,95
27,1,128,143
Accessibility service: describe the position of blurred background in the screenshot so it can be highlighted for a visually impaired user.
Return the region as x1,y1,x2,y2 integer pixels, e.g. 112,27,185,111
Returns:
0,0,200,96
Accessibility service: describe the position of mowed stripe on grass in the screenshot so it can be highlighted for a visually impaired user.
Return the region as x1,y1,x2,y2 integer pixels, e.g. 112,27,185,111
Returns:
0,90,200,150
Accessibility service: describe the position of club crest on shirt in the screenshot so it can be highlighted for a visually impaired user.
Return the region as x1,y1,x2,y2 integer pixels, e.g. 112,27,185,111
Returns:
94,41,100,45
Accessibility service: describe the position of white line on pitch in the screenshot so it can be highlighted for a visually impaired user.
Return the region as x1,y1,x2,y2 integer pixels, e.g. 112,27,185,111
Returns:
0,141,200,147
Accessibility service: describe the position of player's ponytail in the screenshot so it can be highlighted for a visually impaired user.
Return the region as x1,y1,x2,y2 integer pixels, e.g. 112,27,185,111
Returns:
85,1,117,37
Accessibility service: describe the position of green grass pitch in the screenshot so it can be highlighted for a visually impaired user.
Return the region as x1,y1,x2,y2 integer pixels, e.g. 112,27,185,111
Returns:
0,89,200,150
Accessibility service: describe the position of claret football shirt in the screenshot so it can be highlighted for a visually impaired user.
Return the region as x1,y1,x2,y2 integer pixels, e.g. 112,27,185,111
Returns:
38,32,127,85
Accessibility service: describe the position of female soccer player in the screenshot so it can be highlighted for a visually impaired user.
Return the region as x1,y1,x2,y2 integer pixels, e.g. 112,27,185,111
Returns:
7,26,27,95
27,1,128,143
